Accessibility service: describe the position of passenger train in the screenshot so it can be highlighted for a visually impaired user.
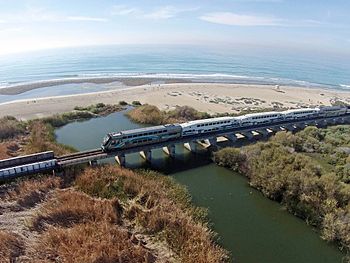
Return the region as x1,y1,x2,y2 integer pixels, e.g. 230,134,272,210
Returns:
101,105,350,151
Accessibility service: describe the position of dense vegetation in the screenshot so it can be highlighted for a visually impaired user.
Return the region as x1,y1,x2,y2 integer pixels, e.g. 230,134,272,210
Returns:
45,103,124,128
127,104,210,125
213,126,350,255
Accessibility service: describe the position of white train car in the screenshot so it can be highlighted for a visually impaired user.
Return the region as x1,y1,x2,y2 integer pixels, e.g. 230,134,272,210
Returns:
0,159,57,180
238,112,284,127
317,106,347,117
180,116,240,136
282,108,319,120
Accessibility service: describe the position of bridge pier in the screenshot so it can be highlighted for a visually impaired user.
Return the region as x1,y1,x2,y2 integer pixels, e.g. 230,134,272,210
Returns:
184,141,197,153
140,150,152,162
163,144,176,158
256,129,269,138
315,120,327,127
269,126,282,133
115,154,126,166
240,131,254,140
224,134,237,142
89,160,98,167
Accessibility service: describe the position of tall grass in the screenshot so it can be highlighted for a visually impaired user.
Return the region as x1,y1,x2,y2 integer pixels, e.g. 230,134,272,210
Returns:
0,231,23,263
0,116,25,141
5,176,62,208
35,222,150,262
75,165,229,262
24,120,75,155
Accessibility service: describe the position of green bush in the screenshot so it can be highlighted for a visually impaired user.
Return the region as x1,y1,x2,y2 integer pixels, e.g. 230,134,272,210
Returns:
118,101,128,106
131,101,142,106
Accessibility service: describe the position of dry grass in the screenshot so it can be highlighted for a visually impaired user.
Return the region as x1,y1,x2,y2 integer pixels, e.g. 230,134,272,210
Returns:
5,176,62,208
0,230,24,262
30,189,154,262
24,120,75,156
32,189,122,230
75,165,228,263
0,116,25,141
34,222,151,263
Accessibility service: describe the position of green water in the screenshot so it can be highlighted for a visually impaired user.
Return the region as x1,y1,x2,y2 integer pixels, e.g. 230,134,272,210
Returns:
55,110,346,263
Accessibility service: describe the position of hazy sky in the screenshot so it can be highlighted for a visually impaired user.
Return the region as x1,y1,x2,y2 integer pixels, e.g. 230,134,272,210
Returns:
0,0,349,55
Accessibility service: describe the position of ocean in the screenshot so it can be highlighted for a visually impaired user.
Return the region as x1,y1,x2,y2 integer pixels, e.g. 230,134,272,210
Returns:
0,45,349,103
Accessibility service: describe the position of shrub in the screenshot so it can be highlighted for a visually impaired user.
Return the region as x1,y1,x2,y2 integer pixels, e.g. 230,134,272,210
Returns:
32,189,122,230
34,222,150,262
119,100,128,106
0,116,25,141
132,100,142,106
127,104,164,125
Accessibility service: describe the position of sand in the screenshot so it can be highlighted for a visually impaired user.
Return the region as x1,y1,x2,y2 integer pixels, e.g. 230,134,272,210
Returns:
0,83,349,120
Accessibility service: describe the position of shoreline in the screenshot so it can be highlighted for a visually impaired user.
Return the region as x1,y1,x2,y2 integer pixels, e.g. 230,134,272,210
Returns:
0,77,192,95
0,82,349,120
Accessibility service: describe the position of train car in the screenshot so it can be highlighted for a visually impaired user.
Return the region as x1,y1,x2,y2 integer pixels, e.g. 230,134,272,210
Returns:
101,124,182,151
282,108,319,120
0,159,57,180
180,117,240,136
317,106,347,117
0,151,54,170
238,112,284,127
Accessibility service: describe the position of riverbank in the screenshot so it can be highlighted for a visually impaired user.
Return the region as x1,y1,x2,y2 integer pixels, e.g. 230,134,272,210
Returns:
1,83,350,120
213,127,350,258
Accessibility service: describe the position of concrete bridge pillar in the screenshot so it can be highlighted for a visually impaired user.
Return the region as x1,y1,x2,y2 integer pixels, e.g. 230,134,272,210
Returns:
208,137,218,147
184,141,197,153
241,131,254,140
115,154,126,166
257,129,269,137
336,117,345,124
224,134,237,142
315,120,327,128
344,116,350,124
283,125,295,132
140,150,152,162
89,160,98,167
163,145,176,158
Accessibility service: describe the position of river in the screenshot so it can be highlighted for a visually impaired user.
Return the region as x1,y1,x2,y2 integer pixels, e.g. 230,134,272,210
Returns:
55,109,345,263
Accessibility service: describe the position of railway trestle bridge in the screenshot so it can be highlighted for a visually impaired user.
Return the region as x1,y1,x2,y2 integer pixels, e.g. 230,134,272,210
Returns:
0,114,349,181
57,114,350,167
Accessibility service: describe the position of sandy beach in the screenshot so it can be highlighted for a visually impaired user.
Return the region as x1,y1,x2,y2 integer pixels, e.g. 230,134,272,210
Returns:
0,83,349,120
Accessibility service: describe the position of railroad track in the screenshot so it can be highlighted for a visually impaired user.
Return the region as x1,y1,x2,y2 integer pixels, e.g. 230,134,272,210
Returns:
57,149,104,162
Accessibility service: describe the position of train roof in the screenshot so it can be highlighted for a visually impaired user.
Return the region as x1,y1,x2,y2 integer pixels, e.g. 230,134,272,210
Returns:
110,124,179,136
242,111,282,118
0,151,54,163
282,108,318,114
180,116,236,126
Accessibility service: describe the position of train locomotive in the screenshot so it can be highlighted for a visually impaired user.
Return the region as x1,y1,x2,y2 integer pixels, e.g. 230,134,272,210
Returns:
101,105,349,152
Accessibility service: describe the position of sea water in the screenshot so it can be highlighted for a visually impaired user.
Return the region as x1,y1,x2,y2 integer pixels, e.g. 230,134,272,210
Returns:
0,45,349,103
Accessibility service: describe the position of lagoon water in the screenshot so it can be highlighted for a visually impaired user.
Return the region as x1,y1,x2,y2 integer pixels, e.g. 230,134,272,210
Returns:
55,109,346,263
1,45,350,101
